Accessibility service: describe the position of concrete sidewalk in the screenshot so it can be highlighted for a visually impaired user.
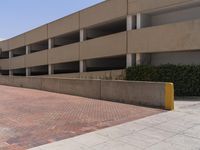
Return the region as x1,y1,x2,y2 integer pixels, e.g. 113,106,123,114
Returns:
30,100,200,150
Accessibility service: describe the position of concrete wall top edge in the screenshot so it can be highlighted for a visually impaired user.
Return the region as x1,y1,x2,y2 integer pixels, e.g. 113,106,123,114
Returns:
25,75,168,85
101,79,167,85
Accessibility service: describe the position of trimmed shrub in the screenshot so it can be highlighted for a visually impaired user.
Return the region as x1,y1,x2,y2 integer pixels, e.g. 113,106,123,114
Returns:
126,64,200,96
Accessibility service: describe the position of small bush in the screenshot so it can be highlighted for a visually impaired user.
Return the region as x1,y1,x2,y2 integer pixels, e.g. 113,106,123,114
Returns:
126,64,200,96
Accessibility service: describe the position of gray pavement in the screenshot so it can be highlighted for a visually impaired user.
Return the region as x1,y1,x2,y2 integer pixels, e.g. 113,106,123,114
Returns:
29,99,200,150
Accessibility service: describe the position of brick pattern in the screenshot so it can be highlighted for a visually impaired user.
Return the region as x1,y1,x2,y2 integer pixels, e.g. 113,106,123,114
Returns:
0,85,163,150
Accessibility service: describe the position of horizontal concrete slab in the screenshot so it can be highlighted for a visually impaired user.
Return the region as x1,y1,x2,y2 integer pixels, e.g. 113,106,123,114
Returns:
48,43,79,64
80,32,127,60
128,19,200,53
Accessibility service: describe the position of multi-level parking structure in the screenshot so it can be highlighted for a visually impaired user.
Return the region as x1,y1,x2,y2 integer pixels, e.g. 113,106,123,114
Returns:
0,0,200,78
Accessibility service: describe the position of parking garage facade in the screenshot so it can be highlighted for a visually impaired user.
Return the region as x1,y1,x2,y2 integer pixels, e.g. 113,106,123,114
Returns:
1,0,200,79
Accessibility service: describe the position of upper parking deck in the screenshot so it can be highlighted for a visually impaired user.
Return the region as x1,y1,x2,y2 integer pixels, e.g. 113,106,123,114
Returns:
0,0,199,52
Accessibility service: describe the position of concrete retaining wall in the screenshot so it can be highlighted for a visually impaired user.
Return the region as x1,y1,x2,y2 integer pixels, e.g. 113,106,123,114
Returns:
101,80,165,108
0,76,174,110
44,69,126,80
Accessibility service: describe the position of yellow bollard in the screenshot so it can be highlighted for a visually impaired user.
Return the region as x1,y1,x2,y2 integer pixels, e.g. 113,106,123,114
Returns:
165,83,174,110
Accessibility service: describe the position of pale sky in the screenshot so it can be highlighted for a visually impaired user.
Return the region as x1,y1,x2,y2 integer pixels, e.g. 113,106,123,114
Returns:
0,0,104,40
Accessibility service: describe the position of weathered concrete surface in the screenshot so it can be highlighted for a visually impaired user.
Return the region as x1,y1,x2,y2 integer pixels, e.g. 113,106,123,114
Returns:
0,76,173,109
30,100,200,150
0,85,163,150
101,80,165,107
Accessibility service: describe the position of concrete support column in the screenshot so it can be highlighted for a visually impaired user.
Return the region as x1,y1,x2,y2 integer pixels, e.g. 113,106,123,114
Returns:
126,54,136,68
26,45,30,54
26,68,30,76
126,54,132,68
9,51,12,58
80,29,86,42
9,70,13,76
80,60,86,73
26,46,30,76
48,39,54,75
136,13,142,29
48,64,54,75
9,51,13,76
127,15,133,31
48,38,54,49
136,13,151,65
126,15,135,68
80,29,86,72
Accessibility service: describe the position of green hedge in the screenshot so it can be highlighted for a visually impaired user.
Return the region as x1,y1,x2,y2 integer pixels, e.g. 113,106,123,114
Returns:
126,64,200,96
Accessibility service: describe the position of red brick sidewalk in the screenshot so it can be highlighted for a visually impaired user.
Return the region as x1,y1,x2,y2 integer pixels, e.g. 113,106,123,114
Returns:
0,85,163,150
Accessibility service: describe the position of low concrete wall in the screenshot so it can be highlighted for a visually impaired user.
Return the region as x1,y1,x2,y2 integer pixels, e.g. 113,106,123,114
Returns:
41,78,101,99
44,69,126,80
101,80,174,109
0,76,174,110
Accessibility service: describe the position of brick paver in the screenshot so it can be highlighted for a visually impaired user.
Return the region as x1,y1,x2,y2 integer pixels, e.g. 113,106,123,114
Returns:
0,85,163,150
30,100,200,150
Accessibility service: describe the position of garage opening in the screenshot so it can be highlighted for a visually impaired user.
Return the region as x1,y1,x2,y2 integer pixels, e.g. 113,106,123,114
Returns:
52,31,80,48
85,55,126,72
13,68,26,76
30,40,48,53
30,65,48,76
0,51,9,59
141,4,200,28
85,18,127,40
12,46,26,57
53,61,79,74
1,70,9,75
